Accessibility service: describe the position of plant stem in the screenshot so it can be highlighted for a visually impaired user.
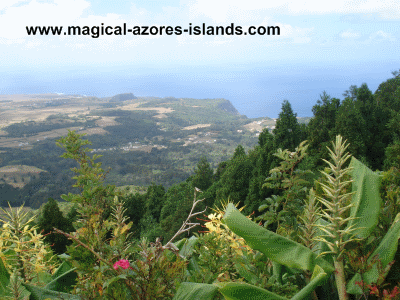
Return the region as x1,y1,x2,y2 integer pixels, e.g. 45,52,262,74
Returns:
334,258,348,300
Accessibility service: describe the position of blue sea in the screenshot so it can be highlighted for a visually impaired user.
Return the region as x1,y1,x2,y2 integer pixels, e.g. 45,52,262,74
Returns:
1,61,396,118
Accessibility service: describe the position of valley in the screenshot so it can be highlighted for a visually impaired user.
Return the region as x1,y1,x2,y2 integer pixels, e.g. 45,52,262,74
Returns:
0,93,300,209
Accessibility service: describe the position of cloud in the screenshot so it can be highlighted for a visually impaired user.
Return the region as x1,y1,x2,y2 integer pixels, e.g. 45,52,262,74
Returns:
189,0,400,21
367,30,396,42
340,29,360,39
0,0,90,39
0,0,27,12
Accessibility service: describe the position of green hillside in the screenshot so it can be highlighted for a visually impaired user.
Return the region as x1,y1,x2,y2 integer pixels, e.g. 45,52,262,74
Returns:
0,96,271,208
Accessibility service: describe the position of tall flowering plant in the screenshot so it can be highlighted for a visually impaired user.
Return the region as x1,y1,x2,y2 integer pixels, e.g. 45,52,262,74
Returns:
54,130,205,299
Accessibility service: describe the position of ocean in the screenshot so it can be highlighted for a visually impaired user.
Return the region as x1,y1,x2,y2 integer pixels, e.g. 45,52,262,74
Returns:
1,61,396,118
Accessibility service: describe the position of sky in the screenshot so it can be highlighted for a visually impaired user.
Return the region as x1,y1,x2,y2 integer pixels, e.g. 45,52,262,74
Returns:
1,0,399,118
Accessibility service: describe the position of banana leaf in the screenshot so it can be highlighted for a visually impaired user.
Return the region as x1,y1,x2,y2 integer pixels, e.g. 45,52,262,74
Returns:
172,282,219,300
0,257,10,294
175,264,328,300
291,265,327,300
44,263,77,292
222,203,335,274
22,283,80,300
347,157,382,240
217,282,288,300
179,235,199,257
347,212,400,294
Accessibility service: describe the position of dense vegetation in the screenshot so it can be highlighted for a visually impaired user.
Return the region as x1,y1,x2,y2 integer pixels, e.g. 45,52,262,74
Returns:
0,70,400,299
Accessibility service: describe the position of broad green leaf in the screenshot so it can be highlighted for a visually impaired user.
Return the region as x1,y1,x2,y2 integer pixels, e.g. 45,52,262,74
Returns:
51,261,74,280
222,203,335,274
179,235,199,257
165,238,187,261
0,257,10,294
234,256,259,285
22,283,80,300
347,157,382,239
173,238,187,250
271,261,283,285
104,274,128,294
292,265,327,300
347,213,400,294
187,256,201,275
217,282,288,300
45,265,77,292
172,282,218,300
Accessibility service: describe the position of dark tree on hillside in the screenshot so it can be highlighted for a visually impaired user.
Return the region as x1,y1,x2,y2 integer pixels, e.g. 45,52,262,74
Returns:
192,157,213,191
216,147,253,207
356,83,390,169
335,98,368,162
375,70,400,111
244,129,277,215
37,198,75,254
273,100,301,151
214,161,228,182
233,144,246,158
123,193,145,239
307,92,341,165
144,184,165,222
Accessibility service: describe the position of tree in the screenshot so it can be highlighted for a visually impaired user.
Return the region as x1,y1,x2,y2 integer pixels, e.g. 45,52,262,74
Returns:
335,98,368,161
342,85,358,101
244,129,277,216
216,147,253,208
144,184,165,222
123,192,145,239
356,83,390,169
232,144,246,159
273,100,301,151
307,92,341,165
375,70,400,111
192,157,214,192
37,198,75,254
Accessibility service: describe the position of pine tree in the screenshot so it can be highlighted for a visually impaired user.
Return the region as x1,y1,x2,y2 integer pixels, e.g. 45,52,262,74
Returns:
192,157,214,191
144,184,165,222
357,83,389,169
307,92,341,165
273,100,301,151
334,98,368,161
37,198,75,254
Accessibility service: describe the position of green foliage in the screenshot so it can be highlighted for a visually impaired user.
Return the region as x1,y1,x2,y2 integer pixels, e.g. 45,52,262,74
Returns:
307,92,340,165
0,204,78,299
0,203,58,285
215,145,253,208
128,238,187,299
175,203,332,300
244,130,277,215
143,183,165,222
258,140,313,238
334,98,368,161
172,135,400,300
160,181,201,242
273,100,301,151
224,203,334,274
37,198,75,254
192,157,214,192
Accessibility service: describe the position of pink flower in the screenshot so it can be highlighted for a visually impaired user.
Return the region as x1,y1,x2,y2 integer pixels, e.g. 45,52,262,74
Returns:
390,286,400,298
113,259,130,270
368,285,379,296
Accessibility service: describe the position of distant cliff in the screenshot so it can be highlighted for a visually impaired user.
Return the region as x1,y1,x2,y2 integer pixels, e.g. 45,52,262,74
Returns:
217,99,240,115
